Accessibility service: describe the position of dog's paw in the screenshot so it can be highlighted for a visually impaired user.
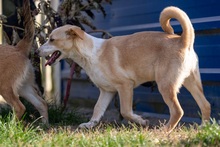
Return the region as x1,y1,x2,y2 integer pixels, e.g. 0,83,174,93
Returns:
38,122,50,130
78,121,98,129
143,119,150,127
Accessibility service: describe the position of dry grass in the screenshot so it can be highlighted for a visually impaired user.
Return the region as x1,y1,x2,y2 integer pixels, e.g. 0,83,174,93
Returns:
0,105,219,146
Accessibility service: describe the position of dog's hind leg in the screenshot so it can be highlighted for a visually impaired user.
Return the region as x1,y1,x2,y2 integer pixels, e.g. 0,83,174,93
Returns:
1,88,26,120
19,84,48,124
117,82,148,126
183,67,211,123
157,82,184,133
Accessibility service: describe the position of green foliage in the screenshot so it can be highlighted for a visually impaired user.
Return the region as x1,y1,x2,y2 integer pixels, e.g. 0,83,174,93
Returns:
36,0,112,45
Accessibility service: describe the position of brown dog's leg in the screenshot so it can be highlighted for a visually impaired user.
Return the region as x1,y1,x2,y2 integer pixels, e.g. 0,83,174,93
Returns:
158,83,184,133
118,82,148,126
1,88,26,120
183,68,211,123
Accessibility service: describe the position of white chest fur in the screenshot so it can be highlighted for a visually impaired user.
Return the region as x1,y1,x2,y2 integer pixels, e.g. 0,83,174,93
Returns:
78,35,116,92
85,60,116,92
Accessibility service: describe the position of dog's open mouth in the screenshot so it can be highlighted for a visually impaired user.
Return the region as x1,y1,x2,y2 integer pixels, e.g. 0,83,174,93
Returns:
45,51,61,66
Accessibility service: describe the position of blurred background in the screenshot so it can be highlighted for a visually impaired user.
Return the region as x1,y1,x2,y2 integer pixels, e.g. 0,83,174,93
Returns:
0,0,220,121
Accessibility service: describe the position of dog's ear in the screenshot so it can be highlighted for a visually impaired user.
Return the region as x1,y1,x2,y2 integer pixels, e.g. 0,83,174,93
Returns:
66,26,84,40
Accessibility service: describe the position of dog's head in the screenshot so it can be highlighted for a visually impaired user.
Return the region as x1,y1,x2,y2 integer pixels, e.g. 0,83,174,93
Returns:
37,25,84,66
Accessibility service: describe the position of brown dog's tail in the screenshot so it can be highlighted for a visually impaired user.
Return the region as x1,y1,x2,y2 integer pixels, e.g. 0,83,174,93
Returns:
160,6,194,48
16,0,35,56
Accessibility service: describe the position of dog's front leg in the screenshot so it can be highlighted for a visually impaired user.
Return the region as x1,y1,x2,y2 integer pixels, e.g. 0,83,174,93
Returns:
78,89,116,129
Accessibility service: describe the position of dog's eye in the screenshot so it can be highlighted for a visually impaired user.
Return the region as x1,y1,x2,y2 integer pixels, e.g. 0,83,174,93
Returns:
49,38,55,42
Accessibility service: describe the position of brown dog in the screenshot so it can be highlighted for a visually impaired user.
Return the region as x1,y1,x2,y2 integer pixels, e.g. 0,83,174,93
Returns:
0,0,48,124
37,6,210,132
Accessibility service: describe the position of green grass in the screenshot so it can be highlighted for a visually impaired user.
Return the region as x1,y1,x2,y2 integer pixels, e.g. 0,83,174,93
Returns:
0,114,40,146
186,120,220,146
0,107,220,147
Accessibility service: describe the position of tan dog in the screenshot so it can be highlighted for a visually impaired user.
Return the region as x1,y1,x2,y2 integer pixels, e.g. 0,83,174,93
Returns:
37,6,210,132
0,0,48,124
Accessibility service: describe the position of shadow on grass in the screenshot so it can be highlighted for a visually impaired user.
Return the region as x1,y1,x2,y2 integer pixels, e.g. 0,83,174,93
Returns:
0,99,87,127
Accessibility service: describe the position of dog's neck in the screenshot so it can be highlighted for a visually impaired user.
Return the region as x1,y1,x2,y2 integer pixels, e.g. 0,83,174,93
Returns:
69,33,105,70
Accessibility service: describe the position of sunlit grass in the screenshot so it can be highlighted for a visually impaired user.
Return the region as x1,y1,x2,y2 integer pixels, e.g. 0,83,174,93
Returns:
0,107,219,147
0,114,40,146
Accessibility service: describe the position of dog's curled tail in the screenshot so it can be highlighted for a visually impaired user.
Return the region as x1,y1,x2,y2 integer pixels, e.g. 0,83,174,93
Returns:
16,0,35,56
160,6,194,48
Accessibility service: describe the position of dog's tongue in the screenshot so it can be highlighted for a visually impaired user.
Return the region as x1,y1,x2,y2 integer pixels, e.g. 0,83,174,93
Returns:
45,51,60,66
